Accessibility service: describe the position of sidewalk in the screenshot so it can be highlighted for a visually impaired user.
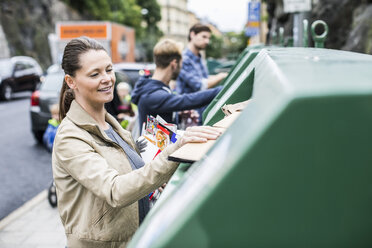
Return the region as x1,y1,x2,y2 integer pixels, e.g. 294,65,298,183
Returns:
0,190,66,248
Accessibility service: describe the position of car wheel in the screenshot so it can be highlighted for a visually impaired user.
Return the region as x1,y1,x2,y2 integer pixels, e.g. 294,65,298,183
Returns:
0,83,12,101
33,130,44,143
48,181,58,208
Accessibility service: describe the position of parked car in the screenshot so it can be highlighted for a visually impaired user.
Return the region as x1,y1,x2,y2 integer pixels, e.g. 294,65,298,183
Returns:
0,56,43,100
113,62,155,87
30,69,130,143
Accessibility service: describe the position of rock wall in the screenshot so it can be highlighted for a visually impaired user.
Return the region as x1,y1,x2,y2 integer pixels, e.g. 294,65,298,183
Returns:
266,0,372,54
0,24,10,58
0,0,82,69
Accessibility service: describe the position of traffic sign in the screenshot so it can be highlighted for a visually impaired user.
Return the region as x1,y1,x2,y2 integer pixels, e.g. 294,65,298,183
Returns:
248,2,260,22
245,1,261,37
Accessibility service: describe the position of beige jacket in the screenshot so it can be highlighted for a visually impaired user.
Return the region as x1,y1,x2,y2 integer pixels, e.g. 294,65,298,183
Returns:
52,100,181,248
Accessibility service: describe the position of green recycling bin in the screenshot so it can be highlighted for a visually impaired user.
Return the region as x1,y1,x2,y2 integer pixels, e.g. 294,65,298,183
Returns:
150,47,266,205
202,46,263,123
222,43,268,87
202,48,260,126
129,47,372,247
206,58,222,75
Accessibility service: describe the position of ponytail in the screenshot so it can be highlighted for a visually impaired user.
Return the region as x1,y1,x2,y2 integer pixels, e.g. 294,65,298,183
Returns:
59,79,74,121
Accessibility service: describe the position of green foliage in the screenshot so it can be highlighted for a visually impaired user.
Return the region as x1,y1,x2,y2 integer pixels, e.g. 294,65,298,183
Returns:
86,0,111,20
61,0,142,31
206,34,223,59
137,0,161,28
109,0,142,29
205,31,250,60
366,25,372,54
136,0,163,61
222,31,249,60
205,31,248,60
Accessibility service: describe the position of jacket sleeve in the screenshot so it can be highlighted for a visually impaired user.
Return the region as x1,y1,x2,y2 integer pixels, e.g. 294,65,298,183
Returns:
143,86,221,114
53,126,182,208
178,60,204,92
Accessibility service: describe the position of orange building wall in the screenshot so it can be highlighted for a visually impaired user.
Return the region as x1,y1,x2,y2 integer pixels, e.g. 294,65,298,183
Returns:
111,23,136,63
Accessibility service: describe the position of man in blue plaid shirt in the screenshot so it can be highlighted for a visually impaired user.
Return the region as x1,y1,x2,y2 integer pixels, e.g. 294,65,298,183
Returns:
176,23,227,95
176,24,227,124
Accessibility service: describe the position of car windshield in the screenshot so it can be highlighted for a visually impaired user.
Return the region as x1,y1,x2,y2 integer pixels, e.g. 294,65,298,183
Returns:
115,71,131,86
41,72,64,91
0,60,12,75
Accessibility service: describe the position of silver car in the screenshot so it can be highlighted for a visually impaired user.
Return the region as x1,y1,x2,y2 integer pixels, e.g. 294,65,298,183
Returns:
113,62,155,87
30,71,63,142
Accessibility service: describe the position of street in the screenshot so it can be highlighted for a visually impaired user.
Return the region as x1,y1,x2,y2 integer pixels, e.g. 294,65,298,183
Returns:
0,93,52,220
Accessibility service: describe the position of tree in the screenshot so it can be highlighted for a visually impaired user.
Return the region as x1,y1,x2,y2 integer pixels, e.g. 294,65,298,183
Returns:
206,34,223,59
136,0,161,30
136,0,163,61
61,0,142,33
109,0,142,30
221,31,248,59
62,0,111,19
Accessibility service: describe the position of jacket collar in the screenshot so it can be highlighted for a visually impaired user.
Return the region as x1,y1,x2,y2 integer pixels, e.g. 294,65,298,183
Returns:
66,100,135,147
185,48,201,61
67,100,100,129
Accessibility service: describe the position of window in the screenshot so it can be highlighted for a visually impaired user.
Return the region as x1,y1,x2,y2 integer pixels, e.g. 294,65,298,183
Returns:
14,62,27,71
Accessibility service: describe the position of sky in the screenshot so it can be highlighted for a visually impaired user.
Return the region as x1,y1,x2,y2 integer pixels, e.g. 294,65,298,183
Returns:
187,0,248,33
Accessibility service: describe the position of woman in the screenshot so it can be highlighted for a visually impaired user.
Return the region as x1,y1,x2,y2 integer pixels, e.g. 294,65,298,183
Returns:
52,36,220,248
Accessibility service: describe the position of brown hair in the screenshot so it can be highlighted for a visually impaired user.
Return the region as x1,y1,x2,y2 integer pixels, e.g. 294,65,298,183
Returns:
59,36,106,120
153,39,182,68
188,23,211,41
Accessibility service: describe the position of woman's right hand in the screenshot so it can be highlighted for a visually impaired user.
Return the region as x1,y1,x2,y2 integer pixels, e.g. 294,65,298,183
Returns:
179,126,222,146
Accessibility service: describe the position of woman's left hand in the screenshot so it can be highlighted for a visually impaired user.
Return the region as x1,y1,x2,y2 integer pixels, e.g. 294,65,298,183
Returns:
179,126,222,146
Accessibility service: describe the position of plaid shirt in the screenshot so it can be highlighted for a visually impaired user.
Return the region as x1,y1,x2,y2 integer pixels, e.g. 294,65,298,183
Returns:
176,49,208,94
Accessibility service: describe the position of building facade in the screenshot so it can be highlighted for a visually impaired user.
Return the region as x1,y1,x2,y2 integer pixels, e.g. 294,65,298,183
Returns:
157,0,223,49
157,0,190,45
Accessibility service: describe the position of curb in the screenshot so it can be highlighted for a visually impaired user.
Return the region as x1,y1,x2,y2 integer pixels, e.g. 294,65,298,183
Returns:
0,190,47,230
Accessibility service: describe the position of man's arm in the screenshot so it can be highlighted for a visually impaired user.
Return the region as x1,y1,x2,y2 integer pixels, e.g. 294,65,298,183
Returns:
206,72,228,88
178,60,204,92
179,60,228,92
144,87,222,114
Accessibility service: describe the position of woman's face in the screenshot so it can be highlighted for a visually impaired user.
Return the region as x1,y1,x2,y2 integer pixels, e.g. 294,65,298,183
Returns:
66,49,116,108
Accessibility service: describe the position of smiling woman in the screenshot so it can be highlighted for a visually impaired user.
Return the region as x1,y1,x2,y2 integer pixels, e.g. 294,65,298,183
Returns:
58,37,114,123
52,36,221,247
64,49,115,125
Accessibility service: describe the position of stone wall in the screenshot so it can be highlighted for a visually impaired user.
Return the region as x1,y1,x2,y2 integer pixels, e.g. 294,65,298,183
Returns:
266,0,372,54
0,0,82,69
0,24,10,58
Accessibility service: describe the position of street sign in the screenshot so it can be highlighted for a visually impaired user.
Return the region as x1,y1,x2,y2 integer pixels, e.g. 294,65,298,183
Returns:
245,1,261,37
283,0,311,13
57,22,111,40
